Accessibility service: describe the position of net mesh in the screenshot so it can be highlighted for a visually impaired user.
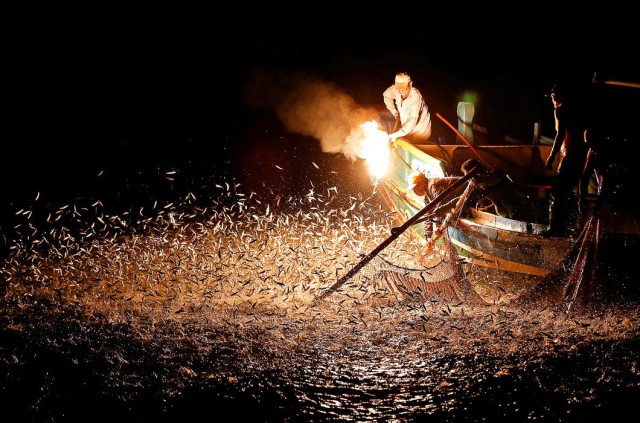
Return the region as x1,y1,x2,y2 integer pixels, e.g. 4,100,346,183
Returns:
347,230,487,305
509,211,601,313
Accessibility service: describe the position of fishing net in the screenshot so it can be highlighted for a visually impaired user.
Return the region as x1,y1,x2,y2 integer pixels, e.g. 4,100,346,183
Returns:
356,210,601,313
363,230,487,305
509,210,601,313
315,176,487,306
315,221,488,306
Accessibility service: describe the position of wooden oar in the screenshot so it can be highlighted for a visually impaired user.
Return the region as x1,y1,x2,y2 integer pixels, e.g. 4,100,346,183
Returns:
313,167,478,303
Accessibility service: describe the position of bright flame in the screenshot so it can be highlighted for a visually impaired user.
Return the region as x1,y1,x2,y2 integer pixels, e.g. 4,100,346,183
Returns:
356,120,390,181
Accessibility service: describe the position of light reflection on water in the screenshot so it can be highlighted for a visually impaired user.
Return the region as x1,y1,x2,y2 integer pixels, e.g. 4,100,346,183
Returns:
175,294,640,422
291,357,442,421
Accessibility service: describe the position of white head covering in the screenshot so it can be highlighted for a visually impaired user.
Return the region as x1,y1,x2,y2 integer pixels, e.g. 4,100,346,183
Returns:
395,73,411,89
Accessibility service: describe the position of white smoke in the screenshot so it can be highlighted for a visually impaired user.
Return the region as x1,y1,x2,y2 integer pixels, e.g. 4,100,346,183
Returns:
245,69,381,160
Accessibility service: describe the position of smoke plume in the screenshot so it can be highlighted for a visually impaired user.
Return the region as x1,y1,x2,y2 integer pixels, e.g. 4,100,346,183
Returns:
245,69,382,160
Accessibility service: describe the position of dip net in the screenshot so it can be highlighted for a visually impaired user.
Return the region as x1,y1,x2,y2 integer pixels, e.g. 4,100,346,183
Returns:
366,230,487,305
316,169,601,313
319,227,487,306
509,210,602,313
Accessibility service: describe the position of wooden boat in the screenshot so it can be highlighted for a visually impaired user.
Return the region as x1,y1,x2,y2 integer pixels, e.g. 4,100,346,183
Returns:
376,138,640,280
319,77,639,308
317,130,637,310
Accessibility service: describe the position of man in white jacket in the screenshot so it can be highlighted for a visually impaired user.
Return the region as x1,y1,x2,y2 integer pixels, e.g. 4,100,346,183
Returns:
383,72,432,143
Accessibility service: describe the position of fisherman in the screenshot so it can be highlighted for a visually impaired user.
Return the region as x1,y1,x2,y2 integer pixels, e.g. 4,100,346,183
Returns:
407,160,483,240
460,158,535,221
541,83,589,237
579,127,602,211
409,159,535,238
383,72,432,143
407,170,462,240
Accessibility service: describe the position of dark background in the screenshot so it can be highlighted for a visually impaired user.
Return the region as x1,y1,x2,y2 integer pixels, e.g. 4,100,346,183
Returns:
4,10,638,219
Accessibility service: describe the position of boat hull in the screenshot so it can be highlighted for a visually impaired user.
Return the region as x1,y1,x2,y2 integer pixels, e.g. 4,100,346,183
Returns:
448,210,574,276
379,140,639,277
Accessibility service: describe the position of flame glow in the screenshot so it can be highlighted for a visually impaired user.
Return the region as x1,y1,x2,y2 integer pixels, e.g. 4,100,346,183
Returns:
356,120,391,181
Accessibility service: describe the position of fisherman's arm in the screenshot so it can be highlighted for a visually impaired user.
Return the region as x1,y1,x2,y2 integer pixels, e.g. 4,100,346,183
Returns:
546,110,564,169
389,116,418,142
389,97,420,142
382,87,400,120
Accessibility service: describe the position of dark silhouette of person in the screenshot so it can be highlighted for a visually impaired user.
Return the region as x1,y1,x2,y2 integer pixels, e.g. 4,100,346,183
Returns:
408,159,535,241
460,159,535,221
579,123,633,213
580,126,607,211
541,83,588,237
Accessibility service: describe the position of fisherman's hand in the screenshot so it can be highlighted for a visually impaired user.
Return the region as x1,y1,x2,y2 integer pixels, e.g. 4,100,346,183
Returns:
389,133,399,144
